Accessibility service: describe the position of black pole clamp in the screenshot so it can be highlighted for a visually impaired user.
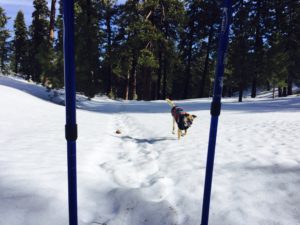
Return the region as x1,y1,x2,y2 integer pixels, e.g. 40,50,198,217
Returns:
210,101,221,117
65,124,78,141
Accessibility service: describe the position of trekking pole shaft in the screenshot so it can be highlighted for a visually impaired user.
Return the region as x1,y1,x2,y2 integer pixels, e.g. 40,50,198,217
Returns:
63,0,78,225
201,1,232,224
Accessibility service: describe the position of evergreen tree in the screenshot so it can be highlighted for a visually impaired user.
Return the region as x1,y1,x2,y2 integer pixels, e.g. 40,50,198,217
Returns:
99,0,118,97
2,0,297,100
141,0,184,100
262,0,283,97
110,3,134,100
250,1,267,98
49,0,64,89
198,0,220,98
49,0,57,42
117,0,146,100
74,0,101,98
283,0,300,95
29,0,50,82
228,0,251,102
0,7,10,73
180,0,203,99
179,0,217,99
13,11,29,76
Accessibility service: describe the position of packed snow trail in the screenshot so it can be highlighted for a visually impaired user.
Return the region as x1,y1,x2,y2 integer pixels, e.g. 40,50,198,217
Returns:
1,75,300,225
93,109,181,225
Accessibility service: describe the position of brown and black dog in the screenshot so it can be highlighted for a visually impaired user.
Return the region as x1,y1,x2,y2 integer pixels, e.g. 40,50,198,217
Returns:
166,99,197,139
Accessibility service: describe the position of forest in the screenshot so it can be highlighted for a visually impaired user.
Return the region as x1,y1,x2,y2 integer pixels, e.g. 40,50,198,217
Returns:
0,0,299,101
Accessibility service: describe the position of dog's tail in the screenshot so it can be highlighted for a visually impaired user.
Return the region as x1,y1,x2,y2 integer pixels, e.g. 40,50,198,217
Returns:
166,98,176,107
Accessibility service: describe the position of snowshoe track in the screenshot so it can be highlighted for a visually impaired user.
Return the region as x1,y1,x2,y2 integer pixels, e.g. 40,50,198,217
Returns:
99,110,178,225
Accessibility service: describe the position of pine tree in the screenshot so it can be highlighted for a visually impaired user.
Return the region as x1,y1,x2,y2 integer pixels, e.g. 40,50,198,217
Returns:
99,0,118,97
180,0,202,99
144,0,185,100
49,0,64,89
198,0,220,98
117,0,145,100
264,0,290,97
228,0,251,102
49,0,57,42
29,0,50,82
111,3,134,100
179,0,211,99
284,0,300,95
254,1,266,97
2,0,293,100
13,11,28,76
0,7,10,73
74,0,101,98
294,2,300,87
248,0,267,98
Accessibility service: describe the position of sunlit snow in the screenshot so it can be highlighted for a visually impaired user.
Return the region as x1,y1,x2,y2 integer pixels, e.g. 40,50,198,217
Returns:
1,74,300,225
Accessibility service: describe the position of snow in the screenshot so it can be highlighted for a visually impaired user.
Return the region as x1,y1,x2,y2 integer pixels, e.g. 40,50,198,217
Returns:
0,74,300,225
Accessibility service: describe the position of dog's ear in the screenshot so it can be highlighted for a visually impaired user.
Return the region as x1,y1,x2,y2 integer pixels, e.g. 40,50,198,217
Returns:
192,115,197,118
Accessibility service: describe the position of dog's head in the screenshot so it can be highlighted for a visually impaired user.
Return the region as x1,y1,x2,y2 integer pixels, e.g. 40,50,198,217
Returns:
183,113,197,128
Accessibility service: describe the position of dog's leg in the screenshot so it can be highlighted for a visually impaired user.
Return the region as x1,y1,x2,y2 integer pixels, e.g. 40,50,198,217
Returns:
184,129,187,136
172,118,175,134
178,129,181,140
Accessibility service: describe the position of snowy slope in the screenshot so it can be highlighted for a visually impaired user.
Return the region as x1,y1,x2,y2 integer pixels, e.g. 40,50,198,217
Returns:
1,74,300,225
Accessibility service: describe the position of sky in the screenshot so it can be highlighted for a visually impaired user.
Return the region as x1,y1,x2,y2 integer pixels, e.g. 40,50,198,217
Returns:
0,0,51,34
0,0,125,36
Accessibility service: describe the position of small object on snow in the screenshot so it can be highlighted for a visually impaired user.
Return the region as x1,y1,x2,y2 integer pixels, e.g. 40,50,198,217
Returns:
116,129,121,134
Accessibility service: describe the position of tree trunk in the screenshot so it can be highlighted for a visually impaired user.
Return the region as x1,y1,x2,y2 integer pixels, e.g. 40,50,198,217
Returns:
15,54,19,74
0,56,4,72
252,0,263,99
143,68,152,100
238,81,243,102
106,9,113,95
228,85,233,97
156,48,162,99
199,24,213,98
209,80,213,98
183,43,192,99
287,83,292,95
287,75,293,95
152,80,157,100
266,81,271,91
49,0,56,42
251,78,257,98
278,86,282,97
162,53,167,99
129,52,138,100
283,87,287,97
125,70,130,100
183,21,195,99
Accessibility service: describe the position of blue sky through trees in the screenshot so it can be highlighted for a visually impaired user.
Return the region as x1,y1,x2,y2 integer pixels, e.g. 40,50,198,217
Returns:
0,0,125,35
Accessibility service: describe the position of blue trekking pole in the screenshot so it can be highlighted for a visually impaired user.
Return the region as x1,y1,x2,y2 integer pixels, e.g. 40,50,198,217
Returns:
63,0,78,225
201,1,232,225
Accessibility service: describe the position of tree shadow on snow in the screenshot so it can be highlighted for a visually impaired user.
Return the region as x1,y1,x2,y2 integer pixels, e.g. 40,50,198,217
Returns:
119,135,177,144
1,75,300,114
245,164,300,174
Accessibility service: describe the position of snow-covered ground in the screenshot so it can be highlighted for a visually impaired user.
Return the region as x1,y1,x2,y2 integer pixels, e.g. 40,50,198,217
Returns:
0,74,300,225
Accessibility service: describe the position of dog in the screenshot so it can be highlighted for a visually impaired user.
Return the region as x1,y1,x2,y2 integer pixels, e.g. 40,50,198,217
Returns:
166,99,197,139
